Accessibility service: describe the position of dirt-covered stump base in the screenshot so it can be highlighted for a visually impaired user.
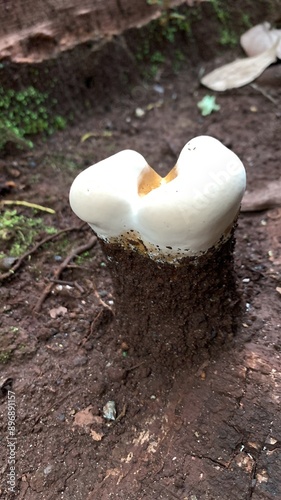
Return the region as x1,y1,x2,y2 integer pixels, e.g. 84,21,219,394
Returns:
101,232,242,367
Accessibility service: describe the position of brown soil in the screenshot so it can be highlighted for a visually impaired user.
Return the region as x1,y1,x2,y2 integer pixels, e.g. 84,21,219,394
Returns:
1,18,281,500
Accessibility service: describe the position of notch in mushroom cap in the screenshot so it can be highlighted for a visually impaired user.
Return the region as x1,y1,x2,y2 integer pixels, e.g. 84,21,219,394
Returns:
69,136,246,261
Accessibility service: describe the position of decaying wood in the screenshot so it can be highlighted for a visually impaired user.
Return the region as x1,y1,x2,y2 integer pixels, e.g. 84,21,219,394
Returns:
0,0,188,63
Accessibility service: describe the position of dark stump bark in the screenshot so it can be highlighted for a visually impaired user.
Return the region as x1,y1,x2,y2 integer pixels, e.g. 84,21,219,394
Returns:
100,227,242,369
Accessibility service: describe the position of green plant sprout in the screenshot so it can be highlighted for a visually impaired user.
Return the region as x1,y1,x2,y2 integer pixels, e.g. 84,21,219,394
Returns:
0,86,66,149
197,95,220,116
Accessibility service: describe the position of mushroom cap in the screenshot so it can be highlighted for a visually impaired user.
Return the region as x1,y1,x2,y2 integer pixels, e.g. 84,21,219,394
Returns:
137,136,246,254
69,136,246,261
69,149,148,236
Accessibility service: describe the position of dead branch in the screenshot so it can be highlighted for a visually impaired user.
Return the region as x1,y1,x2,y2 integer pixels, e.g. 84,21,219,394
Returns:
33,235,97,313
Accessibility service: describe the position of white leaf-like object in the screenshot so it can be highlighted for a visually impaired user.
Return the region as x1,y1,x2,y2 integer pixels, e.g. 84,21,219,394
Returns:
201,41,279,91
240,22,281,58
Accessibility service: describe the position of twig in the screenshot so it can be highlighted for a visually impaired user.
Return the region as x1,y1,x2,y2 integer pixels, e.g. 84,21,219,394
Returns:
93,289,113,312
74,281,85,294
33,236,97,312
107,404,127,426
1,199,55,213
250,83,278,105
0,223,87,281
49,278,85,293
126,360,146,372
115,403,127,423
49,278,76,286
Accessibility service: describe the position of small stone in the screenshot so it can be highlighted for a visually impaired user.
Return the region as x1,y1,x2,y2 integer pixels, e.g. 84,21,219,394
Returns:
44,465,53,475
135,107,145,118
103,401,116,420
153,84,164,94
0,256,17,271
121,342,129,351
84,340,94,351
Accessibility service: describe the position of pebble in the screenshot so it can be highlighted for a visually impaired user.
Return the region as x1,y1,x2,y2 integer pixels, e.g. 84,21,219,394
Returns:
43,465,53,475
135,107,145,118
28,160,37,168
56,413,66,422
0,256,17,271
153,84,164,94
84,340,94,351
103,400,116,420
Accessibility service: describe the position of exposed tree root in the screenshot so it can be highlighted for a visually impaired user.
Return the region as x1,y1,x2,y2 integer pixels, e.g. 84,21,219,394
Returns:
33,235,97,312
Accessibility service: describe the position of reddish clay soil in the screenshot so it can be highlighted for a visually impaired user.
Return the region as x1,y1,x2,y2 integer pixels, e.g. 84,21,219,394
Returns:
0,47,281,499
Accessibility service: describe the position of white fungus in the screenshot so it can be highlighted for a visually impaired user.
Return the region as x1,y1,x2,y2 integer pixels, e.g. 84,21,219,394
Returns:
69,136,246,262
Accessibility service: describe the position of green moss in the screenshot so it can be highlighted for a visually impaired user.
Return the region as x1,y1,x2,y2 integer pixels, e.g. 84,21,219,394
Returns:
209,0,240,47
0,209,57,258
0,351,12,364
75,251,91,265
0,86,66,150
142,0,250,75
137,3,202,78
45,153,79,172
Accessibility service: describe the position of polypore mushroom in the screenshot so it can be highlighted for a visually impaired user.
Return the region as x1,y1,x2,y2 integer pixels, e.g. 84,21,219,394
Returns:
70,136,246,366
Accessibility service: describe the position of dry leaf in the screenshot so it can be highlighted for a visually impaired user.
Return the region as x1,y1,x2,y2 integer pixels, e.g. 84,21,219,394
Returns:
241,179,281,212
73,406,96,427
49,305,68,319
201,41,279,91
241,22,281,58
276,287,281,295
81,130,113,142
146,100,163,111
90,429,104,441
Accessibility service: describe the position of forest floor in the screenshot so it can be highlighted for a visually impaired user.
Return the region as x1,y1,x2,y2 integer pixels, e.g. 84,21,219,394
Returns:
0,33,281,500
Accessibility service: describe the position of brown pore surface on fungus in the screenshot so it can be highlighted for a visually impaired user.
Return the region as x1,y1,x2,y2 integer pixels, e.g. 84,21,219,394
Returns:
100,226,242,370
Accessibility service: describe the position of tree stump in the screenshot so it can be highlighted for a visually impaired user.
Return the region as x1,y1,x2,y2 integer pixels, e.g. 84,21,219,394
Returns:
101,225,241,367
